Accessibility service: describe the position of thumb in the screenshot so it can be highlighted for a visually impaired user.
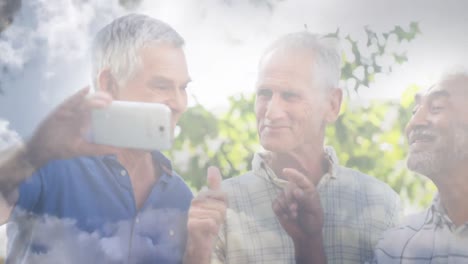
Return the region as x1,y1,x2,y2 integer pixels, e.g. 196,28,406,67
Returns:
207,166,222,191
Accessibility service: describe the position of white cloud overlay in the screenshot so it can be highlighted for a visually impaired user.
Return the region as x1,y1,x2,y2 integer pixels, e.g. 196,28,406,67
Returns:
0,0,467,261
0,119,21,151
6,208,188,263
0,118,21,258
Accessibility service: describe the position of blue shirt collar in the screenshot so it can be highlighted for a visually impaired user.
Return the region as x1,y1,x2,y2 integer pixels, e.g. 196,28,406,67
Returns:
99,150,173,178
151,151,173,176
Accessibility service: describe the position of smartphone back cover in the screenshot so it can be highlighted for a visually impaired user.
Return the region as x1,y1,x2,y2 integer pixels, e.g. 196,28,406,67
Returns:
91,101,172,150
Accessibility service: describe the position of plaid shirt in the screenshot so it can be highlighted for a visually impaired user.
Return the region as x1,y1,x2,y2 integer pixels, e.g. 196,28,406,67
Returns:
372,195,468,264
212,147,401,264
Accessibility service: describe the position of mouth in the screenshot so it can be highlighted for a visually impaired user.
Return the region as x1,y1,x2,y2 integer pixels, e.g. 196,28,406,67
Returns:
408,130,437,149
410,135,435,145
262,125,289,131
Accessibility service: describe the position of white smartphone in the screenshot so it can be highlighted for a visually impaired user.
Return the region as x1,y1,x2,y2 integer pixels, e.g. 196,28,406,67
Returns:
90,101,172,150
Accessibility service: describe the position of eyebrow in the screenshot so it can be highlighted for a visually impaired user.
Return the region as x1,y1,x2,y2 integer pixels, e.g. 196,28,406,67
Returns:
427,90,450,100
148,76,173,86
148,76,192,87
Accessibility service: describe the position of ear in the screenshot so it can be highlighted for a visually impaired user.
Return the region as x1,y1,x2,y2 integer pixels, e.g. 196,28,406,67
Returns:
97,69,119,98
325,88,342,123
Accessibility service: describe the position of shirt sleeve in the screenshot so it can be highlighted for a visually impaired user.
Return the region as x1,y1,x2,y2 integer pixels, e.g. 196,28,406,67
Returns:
386,190,403,229
14,166,47,213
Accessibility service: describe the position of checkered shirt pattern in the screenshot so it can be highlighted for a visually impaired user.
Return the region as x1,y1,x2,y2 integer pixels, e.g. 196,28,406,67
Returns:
212,147,401,264
372,195,468,264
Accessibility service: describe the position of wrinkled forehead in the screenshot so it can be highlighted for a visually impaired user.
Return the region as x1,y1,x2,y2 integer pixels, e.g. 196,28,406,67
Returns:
257,48,317,83
414,86,446,105
416,78,467,102
415,79,468,118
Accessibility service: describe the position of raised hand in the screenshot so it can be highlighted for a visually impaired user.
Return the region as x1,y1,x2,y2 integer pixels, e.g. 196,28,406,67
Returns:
185,166,227,264
25,87,118,168
272,168,326,264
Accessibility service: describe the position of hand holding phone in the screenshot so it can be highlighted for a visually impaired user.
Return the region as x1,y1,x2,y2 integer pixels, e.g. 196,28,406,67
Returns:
91,101,172,150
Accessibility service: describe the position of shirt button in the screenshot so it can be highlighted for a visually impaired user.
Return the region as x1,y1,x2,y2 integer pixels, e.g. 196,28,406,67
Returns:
120,170,127,176
169,229,174,236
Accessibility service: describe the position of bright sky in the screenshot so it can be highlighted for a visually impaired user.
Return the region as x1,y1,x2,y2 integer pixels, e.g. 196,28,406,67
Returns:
159,0,468,105
0,0,467,136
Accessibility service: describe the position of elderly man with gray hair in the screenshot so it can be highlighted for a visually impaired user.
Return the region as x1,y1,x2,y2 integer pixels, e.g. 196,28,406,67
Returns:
372,70,468,263
185,32,401,264
0,14,193,263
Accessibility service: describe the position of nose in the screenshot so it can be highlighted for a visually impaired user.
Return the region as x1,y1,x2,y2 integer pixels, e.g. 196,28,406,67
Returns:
165,87,187,117
264,94,286,120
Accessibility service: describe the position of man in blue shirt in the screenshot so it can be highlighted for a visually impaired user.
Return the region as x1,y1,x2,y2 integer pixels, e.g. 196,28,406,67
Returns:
0,14,193,263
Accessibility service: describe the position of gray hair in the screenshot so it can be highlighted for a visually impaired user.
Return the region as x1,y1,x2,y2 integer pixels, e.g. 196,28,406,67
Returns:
91,14,185,89
438,66,468,87
261,31,341,92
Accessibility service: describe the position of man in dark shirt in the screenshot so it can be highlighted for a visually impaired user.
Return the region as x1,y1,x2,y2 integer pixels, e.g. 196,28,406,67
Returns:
0,14,193,263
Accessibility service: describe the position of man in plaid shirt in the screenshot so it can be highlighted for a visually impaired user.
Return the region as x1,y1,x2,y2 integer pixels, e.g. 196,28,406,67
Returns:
372,71,468,264
184,32,401,264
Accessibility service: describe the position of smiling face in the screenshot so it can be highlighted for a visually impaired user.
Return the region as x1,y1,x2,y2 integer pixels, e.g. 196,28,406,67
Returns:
254,48,341,154
406,77,468,178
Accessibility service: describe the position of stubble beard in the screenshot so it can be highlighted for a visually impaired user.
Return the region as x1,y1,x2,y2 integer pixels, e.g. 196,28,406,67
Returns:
407,126,468,178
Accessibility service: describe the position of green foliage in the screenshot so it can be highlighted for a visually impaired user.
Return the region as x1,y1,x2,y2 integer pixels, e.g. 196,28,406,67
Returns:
166,94,259,190
167,22,434,210
118,0,143,9
338,22,420,92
